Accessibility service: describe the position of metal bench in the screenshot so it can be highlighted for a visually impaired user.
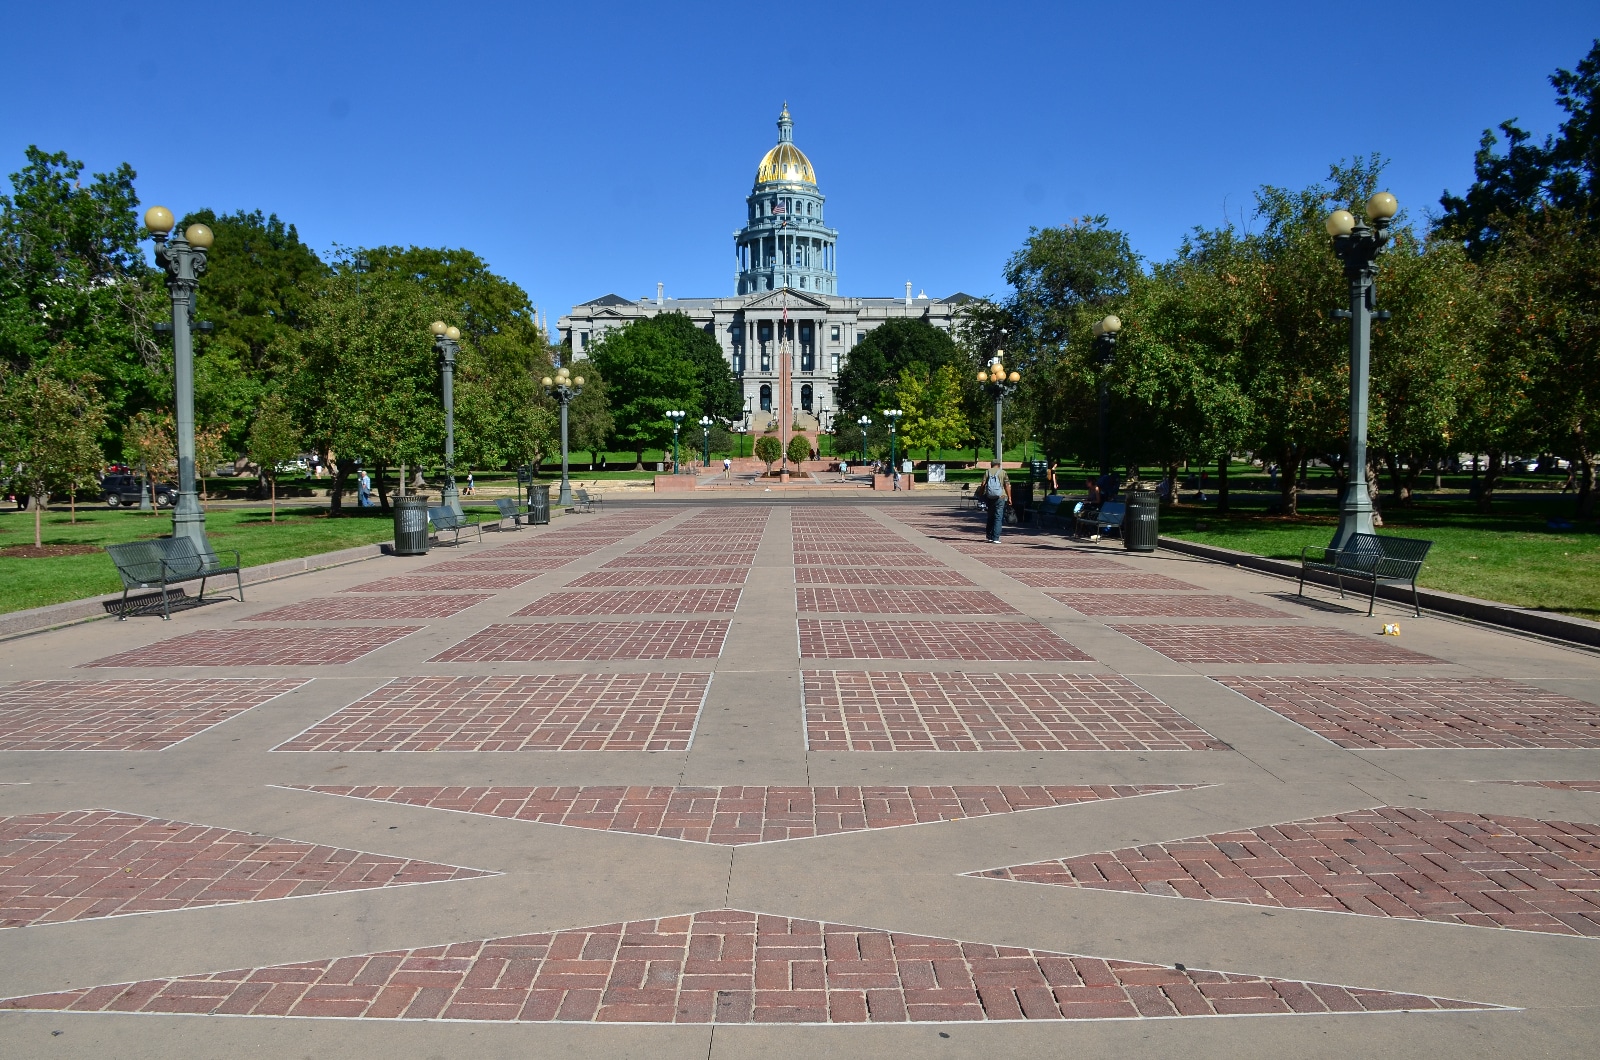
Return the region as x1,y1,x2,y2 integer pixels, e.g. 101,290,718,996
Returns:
1037,495,1086,534
571,488,602,514
428,505,483,546
105,538,244,620
1300,532,1433,616
1075,500,1126,539
493,497,526,530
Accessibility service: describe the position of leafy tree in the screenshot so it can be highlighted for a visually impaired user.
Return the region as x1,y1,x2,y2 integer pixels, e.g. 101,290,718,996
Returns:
0,364,107,545
895,364,968,460
786,433,812,467
195,422,230,502
566,362,614,469
754,434,782,473
588,313,731,468
124,411,175,485
246,391,301,522
835,319,962,424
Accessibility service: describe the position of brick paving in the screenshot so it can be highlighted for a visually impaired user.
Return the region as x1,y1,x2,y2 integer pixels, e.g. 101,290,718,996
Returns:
0,679,303,751
798,620,1089,661
1216,676,1600,748
431,622,730,663
567,568,749,588
794,567,976,586
974,807,1600,937
804,671,1227,751
1116,625,1442,665
82,628,422,669
342,573,545,592
0,809,490,929
418,557,574,572
240,595,492,622
1052,594,1289,618
514,589,743,617
297,784,1200,844
603,554,758,569
1005,570,1206,589
796,588,1018,615
1,907,1488,1022
276,673,710,752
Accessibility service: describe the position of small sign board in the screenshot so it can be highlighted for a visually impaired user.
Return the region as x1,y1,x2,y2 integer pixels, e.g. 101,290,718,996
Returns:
927,464,946,484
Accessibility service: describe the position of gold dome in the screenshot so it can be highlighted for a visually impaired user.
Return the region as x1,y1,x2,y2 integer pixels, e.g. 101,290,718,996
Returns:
756,142,816,186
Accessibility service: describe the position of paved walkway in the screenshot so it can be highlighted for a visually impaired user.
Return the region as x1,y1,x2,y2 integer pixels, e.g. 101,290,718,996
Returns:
1,501,1597,1058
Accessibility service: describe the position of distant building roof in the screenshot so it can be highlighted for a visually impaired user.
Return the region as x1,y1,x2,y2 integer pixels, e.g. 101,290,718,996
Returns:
580,294,634,307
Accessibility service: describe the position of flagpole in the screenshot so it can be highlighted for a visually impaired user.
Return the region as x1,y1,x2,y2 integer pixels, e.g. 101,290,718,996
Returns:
779,283,791,475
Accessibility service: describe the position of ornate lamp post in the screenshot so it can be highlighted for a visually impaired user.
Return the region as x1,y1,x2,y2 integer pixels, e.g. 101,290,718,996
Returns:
1091,315,1121,479
144,206,213,548
1326,191,1399,550
428,322,462,515
666,409,686,473
883,408,903,475
540,363,585,506
976,353,1021,468
699,415,713,467
857,415,871,460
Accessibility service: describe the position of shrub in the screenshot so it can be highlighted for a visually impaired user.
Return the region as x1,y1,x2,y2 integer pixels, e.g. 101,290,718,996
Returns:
753,435,782,472
787,434,812,467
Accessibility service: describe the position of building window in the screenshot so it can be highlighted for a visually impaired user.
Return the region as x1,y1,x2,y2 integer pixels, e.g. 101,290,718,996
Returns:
854,333,862,346
761,352,770,372
578,332,588,349
802,349,814,372
830,326,840,342
801,383,813,413
733,351,744,374
760,384,772,412
831,353,840,373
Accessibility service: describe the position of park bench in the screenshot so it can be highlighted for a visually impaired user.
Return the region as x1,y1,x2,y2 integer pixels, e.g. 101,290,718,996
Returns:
428,505,483,547
570,488,602,514
1036,495,1086,534
1299,532,1433,616
493,497,526,530
1075,500,1126,539
105,538,244,620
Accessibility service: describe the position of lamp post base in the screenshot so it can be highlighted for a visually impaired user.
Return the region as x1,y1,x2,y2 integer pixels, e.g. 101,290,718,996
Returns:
170,492,211,552
557,478,573,507
1329,494,1376,552
441,484,461,517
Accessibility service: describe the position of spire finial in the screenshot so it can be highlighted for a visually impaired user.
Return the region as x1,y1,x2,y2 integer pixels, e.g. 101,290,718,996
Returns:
777,102,793,143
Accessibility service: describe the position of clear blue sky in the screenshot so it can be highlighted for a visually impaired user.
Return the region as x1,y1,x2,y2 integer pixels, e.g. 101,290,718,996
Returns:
3,2,1594,323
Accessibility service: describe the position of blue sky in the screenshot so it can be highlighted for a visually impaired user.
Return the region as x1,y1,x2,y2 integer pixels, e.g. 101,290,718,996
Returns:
2,2,1594,323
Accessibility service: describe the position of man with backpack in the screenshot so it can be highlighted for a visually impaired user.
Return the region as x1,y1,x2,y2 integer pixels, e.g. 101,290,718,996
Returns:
978,461,1012,543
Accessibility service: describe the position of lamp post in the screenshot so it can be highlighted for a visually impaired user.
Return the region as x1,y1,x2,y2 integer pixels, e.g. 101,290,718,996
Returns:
144,207,213,549
540,363,585,506
699,415,713,467
883,408,903,475
975,354,1021,468
1325,191,1399,551
666,409,686,473
428,322,463,515
1091,315,1121,479
857,415,871,460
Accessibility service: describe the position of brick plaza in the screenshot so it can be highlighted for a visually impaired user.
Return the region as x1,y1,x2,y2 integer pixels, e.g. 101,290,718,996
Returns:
0,500,1595,1057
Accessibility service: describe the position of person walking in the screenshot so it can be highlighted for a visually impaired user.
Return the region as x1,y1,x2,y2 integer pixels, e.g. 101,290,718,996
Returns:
357,469,372,508
723,456,731,475
980,461,1012,543
464,472,474,496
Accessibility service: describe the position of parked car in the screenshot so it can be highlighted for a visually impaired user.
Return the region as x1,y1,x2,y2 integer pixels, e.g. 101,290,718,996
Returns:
101,473,177,508
212,463,240,477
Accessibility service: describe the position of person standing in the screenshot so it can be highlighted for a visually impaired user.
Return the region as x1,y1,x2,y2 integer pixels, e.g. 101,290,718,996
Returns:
465,472,474,496
723,456,731,474
981,461,1012,543
357,469,372,508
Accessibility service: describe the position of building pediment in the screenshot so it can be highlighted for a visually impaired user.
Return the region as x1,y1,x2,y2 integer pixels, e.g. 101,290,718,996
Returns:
741,289,831,312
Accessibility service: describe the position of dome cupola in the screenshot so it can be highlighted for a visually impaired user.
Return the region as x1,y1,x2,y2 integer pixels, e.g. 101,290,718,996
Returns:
755,103,817,187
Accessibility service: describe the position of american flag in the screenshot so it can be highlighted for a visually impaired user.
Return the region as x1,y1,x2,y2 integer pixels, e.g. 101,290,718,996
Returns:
772,201,787,215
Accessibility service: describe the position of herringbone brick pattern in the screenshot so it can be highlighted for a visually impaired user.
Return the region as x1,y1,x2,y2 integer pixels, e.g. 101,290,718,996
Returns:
803,671,1227,751
0,809,490,928
276,673,710,752
430,621,729,662
1,908,1488,1021
82,628,421,668
974,807,1600,936
1116,626,1440,665
0,679,302,750
798,620,1088,661
297,784,1200,844
1215,676,1600,747
514,589,742,617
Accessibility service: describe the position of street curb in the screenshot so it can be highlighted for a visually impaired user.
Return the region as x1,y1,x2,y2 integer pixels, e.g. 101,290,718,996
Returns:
0,542,388,642
1158,535,1600,649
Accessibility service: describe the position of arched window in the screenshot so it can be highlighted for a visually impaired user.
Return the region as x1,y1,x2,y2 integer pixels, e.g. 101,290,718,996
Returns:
801,384,813,413
759,384,772,412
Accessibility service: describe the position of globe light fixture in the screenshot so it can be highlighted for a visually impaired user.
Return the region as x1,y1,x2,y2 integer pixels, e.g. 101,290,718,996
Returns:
429,322,462,514
883,408,904,478
857,414,872,461
665,409,687,474
978,353,1020,468
144,205,175,235
183,223,214,249
543,360,586,505
1325,192,1399,550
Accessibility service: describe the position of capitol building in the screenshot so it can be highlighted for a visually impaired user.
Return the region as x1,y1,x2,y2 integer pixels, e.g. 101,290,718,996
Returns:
559,105,971,429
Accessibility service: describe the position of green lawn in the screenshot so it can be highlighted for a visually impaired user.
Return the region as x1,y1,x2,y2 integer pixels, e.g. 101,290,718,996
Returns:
1157,498,1600,620
0,505,412,615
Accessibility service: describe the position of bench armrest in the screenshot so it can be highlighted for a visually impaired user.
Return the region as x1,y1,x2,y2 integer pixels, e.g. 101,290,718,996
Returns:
1373,555,1424,580
1300,544,1337,563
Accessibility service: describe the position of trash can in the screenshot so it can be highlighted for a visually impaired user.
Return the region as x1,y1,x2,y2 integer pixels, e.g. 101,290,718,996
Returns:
393,495,430,556
529,484,551,525
1124,481,1160,552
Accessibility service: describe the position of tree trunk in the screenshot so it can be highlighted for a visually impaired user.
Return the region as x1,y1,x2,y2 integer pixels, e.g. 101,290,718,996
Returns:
398,462,406,498
270,477,277,523
330,458,356,514
1577,440,1596,520
1434,459,1443,491
1367,454,1384,526
1475,451,1503,513
375,462,391,513
69,486,76,524
1164,462,1181,506
1216,456,1230,514
1278,447,1300,516
1385,452,1405,502
634,448,645,471
33,492,43,548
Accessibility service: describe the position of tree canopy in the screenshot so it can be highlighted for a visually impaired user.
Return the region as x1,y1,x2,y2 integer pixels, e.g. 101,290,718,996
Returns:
835,318,962,424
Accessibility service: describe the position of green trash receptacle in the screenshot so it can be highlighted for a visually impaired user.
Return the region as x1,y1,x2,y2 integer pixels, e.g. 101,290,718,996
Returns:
529,484,551,525
393,495,430,555
1124,481,1159,552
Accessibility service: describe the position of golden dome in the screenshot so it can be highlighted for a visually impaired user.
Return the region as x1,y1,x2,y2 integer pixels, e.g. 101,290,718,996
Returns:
756,142,816,186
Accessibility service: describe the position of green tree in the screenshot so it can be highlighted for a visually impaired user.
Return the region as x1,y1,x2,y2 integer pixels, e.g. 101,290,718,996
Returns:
835,319,962,424
566,362,614,469
124,410,175,486
246,391,301,522
786,433,812,467
895,364,969,460
0,364,107,545
754,434,782,473
588,314,731,468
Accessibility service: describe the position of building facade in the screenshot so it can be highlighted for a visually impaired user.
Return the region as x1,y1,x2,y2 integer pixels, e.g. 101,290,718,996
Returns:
559,106,971,430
